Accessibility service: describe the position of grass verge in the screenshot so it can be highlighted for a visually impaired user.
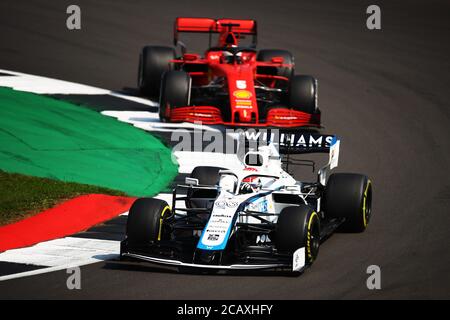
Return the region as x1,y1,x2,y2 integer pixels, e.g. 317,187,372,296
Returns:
0,170,125,226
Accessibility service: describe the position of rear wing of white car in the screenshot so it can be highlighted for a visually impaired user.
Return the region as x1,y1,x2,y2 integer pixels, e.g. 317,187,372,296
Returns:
239,129,340,185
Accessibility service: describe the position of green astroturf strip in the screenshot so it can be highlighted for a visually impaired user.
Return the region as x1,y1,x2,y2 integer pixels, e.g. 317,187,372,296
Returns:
0,87,178,197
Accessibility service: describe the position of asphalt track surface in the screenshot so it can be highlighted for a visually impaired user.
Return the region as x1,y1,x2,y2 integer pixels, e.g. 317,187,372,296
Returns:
0,0,449,299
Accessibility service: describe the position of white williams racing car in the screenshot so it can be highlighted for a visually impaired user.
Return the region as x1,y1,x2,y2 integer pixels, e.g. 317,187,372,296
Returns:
120,132,373,273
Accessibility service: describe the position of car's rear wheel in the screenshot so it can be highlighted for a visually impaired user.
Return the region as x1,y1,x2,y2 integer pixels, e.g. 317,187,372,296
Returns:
288,75,318,114
126,198,171,245
323,173,373,232
257,49,294,80
275,204,321,265
159,70,191,121
190,166,224,185
138,46,176,98
186,166,224,208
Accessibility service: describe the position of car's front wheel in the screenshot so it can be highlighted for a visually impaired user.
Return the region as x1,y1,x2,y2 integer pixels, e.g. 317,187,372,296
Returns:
159,70,191,121
288,75,318,114
126,198,171,245
275,204,321,266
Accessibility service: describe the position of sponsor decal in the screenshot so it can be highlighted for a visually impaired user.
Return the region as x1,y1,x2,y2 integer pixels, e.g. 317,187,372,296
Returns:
235,99,252,105
206,228,227,234
236,80,247,89
273,116,297,120
207,234,220,241
256,234,271,244
244,129,335,150
215,200,239,209
197,209,235,250
213,213,233,218
233,90,252,99
214,201,226,209
198,193,256,251
279,133,334,148
260,199,268,212
329,137,340,169
249,198,269,212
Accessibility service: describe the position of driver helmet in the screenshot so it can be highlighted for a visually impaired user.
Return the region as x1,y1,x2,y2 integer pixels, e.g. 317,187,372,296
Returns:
224,32,237,47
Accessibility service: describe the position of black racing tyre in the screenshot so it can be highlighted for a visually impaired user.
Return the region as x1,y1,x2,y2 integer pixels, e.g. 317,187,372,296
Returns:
138,46,176,98
275,205,321,264
288,75,317,114
187,166,225,208
190,166,225,185
126,198,171,245
323,173,373,233
159,70,191,121
257,49,294,79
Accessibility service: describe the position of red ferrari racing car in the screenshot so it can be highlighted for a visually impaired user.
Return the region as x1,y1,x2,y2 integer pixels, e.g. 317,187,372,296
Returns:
138,17,321,128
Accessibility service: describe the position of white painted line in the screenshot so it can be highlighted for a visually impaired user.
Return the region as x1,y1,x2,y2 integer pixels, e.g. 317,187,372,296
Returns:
109,92,158,107
0,237,119,268
0,68,157,106
0,237,120,281
0,256,118,282
0,69,110,95
0,68,217,132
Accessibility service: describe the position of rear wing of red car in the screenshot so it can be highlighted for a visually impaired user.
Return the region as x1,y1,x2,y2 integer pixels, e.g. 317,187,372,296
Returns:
174,17,257,46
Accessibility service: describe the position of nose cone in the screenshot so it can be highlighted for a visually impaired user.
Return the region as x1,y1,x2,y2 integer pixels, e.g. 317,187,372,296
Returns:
236,109,253,123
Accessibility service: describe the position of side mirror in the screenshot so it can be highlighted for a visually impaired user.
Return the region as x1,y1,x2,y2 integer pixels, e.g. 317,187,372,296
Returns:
176,40,187,56
271,56,284,64
185,177,199,186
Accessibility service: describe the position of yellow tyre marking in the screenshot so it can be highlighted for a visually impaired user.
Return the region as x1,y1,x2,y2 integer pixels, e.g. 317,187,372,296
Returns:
362,180,372,227
157,206,170,241
306,211,318,261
